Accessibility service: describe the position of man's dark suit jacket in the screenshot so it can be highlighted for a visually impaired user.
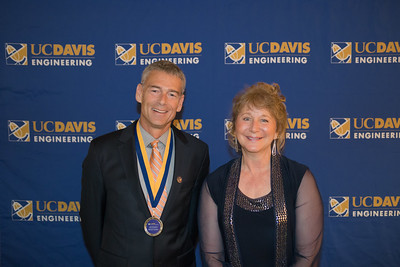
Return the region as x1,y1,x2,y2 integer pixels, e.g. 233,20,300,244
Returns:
80,121,210,267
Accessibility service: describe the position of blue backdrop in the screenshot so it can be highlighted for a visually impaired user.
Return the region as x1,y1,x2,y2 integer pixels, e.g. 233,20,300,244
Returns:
1,1,400,266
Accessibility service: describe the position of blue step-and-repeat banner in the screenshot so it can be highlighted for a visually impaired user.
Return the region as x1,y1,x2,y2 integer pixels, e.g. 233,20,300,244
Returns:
1,1,400,266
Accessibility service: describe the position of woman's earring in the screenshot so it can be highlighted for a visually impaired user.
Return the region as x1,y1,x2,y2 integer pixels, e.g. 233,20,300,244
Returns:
272,139,277,156
234,137,239,152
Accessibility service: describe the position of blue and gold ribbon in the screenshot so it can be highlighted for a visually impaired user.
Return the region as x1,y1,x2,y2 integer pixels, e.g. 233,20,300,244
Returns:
135,123,173,208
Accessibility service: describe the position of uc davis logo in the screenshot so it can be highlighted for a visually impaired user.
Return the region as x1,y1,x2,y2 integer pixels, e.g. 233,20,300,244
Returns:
331,42,352,63
115,44,136,65
12,200,33,221
225,43,245,64
8,120,30,142
8,120,95,143
11,200,81,222
224,119,233,140
5,43,28,65
329,196,349,217
330,118,350,139
116,120,135,130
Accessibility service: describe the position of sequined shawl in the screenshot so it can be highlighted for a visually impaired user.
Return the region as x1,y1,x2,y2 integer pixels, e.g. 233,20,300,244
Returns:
217,155,304,267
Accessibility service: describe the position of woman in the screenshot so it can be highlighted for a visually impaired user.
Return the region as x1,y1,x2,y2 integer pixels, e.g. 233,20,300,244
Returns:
198,82,323,267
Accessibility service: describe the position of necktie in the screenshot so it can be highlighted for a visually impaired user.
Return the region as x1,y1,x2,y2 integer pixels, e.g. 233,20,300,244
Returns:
150,140,162,182
149,140,168,218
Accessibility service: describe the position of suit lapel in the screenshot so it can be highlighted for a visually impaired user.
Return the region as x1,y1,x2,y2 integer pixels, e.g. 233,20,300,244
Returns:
119,121,151,218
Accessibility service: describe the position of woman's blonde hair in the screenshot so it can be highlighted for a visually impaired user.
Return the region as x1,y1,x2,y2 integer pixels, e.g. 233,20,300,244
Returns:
228,82,287,154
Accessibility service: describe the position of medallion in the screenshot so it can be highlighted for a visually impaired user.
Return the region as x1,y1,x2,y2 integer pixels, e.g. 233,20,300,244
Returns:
144,216,163,237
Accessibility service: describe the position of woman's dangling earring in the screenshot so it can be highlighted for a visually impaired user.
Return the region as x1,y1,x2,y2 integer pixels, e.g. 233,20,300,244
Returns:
272,139,277,156
234,136,239,152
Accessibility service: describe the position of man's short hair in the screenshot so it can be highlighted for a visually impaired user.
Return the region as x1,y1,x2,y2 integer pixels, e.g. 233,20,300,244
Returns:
141,60,186,94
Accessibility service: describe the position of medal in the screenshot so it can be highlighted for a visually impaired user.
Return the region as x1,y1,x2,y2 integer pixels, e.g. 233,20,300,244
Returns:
136,123,174,237
144,216,163,237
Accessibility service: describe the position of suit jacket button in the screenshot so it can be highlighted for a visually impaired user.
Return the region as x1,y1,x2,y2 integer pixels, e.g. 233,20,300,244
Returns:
177,176,183,183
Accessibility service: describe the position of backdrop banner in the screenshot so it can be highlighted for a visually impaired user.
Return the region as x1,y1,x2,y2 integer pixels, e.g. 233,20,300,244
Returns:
1,1,400,266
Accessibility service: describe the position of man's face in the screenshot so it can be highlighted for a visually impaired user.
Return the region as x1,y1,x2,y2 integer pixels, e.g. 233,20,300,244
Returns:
136,70,185,137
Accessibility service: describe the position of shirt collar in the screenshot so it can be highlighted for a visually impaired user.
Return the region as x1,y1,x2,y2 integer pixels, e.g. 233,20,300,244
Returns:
138,121,169,148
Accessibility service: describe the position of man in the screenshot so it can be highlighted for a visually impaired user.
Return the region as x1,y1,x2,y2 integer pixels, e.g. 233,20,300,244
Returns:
80,60,210,267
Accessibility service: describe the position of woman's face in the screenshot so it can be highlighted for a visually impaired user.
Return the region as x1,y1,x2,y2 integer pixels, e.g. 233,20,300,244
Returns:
235,105,278,156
